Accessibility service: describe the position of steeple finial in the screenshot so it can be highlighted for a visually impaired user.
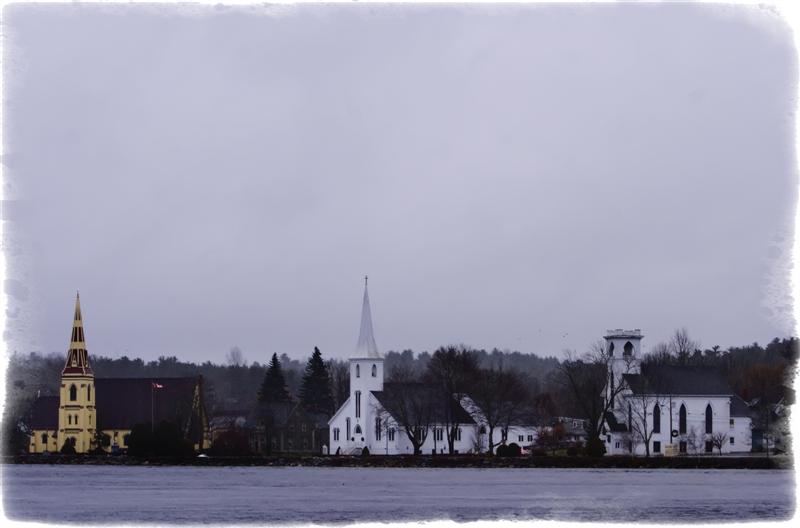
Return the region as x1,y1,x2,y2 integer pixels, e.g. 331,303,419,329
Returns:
355,277,380,358
62,292,93,376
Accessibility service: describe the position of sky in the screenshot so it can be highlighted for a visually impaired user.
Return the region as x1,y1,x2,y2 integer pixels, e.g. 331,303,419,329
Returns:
2,3,797,364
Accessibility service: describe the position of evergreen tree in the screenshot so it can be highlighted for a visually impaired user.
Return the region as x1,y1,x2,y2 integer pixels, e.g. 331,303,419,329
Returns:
258,353,292,403
299,347,335,416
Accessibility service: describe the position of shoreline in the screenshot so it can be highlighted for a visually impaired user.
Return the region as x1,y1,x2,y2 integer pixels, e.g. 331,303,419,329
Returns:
4,454,791,469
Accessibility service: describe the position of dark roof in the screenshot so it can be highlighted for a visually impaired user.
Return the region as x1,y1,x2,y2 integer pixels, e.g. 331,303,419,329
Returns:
372,383,476,425
604,412,627,432
623,365,732,396
26,396,59,430
731,394,754,417
95,377,200,430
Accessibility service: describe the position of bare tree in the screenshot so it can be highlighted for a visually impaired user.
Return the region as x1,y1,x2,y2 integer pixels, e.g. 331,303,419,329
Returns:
557,344,633,453
710,432,728,455
325,359,350,409
226,346,246,367
467,367,529,455
626,368,668,457
670,328,698,365
686,426,702,456
377,366,436,455
425,345,480,454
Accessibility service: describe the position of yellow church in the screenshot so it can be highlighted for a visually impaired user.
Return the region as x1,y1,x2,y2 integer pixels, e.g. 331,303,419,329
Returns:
26,293,210,454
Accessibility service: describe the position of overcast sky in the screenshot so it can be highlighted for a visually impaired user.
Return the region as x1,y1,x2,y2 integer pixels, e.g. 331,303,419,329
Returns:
2,3,797,364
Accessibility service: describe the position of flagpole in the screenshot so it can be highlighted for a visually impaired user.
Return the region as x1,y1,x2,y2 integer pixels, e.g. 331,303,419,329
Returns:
151,382,154,434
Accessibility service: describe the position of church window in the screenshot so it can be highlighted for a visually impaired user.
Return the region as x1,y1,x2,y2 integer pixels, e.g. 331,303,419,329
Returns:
434,429,443,442
679,404,687,434
623,341,633,356
653,441,661,453
730,418,735,428
653,404,661,433
69,384,77,401
346,418,351,440
372,364,377,377
68,415,72,425
41,433,48,444
705,405,713,434
375,418,382,441
730,437,735,445
334,428,340,441
355,391,361,418
354,424,362,435
356,364,360,378
456,428,462,441
388,428,395,442
87,385,91,401
608,342,615,356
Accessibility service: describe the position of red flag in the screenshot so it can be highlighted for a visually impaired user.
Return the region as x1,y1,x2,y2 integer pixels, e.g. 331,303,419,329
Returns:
152,382,164,389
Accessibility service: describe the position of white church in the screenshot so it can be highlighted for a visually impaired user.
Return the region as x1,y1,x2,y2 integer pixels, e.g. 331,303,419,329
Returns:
328,279,481,455
602,329,754,456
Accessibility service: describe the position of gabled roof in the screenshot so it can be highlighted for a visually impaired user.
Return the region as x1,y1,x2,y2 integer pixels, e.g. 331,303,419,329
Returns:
371,382,476,425
731,394,754,418
95,377,200,430
604,412,627,433
623,365,732,396
26,396,59,430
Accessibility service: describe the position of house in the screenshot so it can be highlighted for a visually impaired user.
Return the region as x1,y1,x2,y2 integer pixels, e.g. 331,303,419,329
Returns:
601,329,753,456
249,401,330,454
25,293,210,454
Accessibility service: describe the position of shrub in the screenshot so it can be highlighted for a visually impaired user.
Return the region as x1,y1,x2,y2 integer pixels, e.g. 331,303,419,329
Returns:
531,448,548,457
507,443,521,457
361,446,370,456
60,437,77,454
566,446,578,456
583,436,606,458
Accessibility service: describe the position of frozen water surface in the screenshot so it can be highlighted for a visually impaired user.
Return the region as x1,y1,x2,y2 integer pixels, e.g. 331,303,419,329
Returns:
2,465,795,523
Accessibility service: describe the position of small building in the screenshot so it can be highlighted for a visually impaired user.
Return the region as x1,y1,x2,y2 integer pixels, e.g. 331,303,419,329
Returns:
249,402,330,454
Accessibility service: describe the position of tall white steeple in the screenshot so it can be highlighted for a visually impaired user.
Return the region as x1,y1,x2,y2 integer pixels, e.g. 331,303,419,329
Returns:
355,275,380,358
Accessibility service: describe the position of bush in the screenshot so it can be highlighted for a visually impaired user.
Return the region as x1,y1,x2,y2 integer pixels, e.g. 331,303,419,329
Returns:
60,437,77,454
566,446,578,456
531,448,548,457
583,436,606,458
361,446,370,456
209,428,251,456
507,443,521,457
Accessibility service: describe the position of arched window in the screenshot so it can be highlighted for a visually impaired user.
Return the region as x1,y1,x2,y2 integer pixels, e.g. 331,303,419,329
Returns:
87,384,91,401
608,342,615,356
355,391,361,418
41,433,48,444
346,418,351,440
623,341,633,356
372,364,377,377
356,364,360,378
68,415,72,425
69,384,77,401
354,424,362,434
679,404,687,434
705,404,713,434
375,417,382,441
653,404,661,433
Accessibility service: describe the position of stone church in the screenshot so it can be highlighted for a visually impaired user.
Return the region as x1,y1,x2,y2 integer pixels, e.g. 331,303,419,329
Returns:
26,294,210,454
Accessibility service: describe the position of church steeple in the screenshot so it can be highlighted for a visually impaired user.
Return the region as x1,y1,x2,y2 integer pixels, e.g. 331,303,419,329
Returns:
62,292,93,376
355,276,380,358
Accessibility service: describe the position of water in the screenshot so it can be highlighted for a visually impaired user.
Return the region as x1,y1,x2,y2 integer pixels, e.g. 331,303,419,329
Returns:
2,465,795,524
